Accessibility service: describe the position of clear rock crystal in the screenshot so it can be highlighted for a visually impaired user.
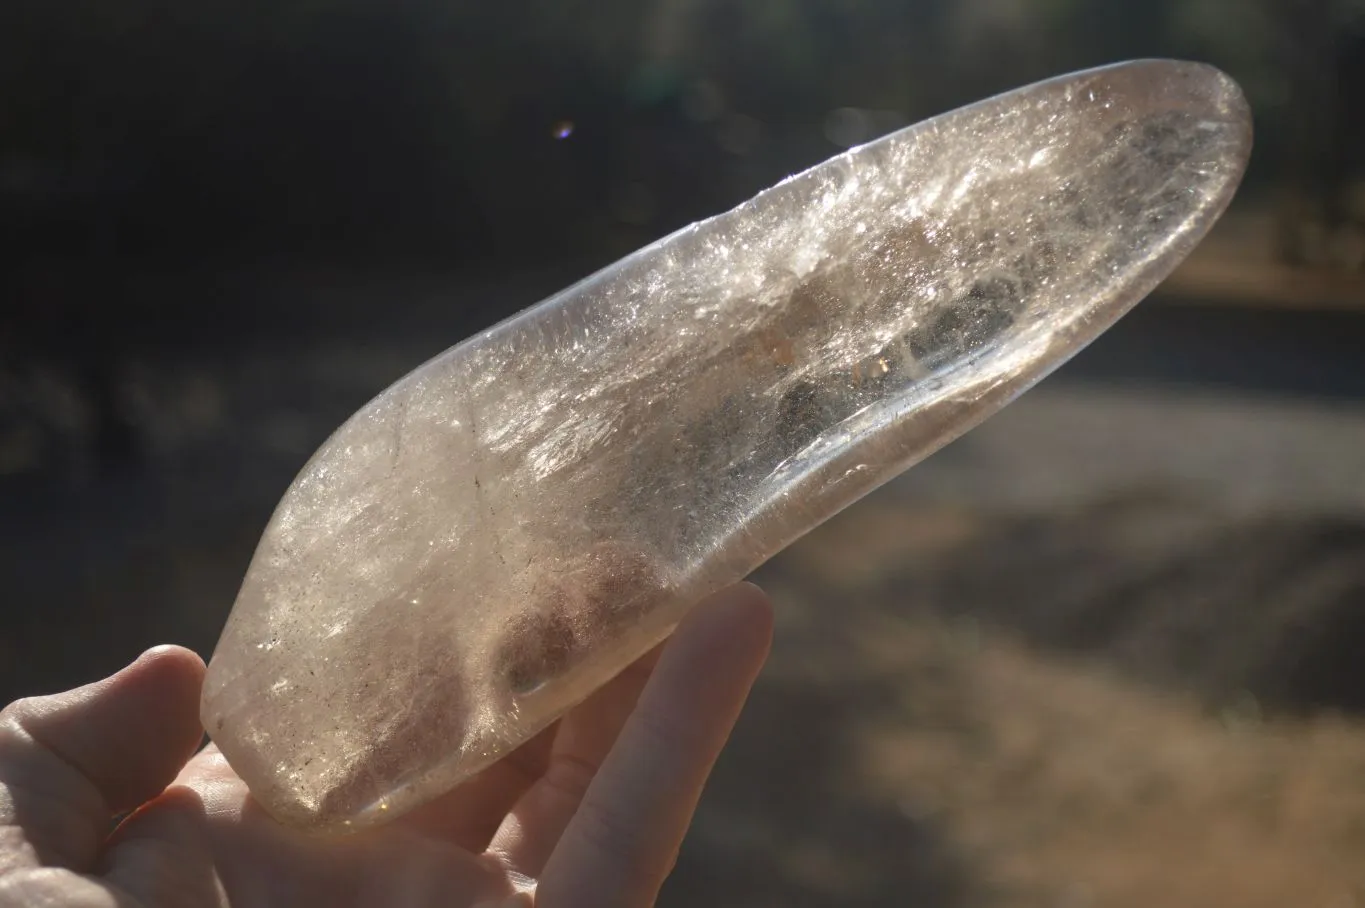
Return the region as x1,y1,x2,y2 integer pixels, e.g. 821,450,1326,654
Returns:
202,59,1252,833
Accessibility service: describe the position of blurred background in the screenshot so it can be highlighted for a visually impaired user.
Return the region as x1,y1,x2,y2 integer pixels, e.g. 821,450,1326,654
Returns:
4,0,1365,904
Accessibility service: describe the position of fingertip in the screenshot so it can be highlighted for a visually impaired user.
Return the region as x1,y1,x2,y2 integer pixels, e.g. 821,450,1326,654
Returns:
726,581,776,635
680,581,775,662
701,579,774,619
11,644,209,813
138,643,207,670
131,645,207,704
127,644,208,732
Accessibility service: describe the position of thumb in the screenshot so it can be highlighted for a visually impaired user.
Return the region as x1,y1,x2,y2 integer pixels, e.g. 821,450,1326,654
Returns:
0,645,206,870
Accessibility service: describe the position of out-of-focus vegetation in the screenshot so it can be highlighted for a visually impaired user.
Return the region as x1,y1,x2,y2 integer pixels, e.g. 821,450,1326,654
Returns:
9,8,1365,905
3,0,1365,496
2,0,1363,269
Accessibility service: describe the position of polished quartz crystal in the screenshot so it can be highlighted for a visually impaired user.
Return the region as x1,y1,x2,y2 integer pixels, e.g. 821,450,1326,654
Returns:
202,59,1252,833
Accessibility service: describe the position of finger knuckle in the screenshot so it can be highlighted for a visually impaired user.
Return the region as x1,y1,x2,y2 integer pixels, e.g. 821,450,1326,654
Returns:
0,708,33,756
631,706,695,759
574,796,642,867
0,699,35,729
540,752,596,807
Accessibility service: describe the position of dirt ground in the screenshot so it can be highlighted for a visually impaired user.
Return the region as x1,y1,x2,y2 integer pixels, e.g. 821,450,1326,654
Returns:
5,282,1365,905
658,384,1365,908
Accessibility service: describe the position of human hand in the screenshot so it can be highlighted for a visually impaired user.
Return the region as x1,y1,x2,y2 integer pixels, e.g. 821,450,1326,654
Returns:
0,582,773,907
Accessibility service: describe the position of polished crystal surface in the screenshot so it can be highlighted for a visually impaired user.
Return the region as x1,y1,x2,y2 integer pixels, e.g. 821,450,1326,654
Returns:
201,59,1252,833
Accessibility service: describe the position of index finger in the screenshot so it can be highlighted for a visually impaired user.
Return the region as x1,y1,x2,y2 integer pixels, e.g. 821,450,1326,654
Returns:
536,582,773,908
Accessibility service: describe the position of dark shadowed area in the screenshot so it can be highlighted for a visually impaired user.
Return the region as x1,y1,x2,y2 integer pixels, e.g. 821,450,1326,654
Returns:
4,1,1365,905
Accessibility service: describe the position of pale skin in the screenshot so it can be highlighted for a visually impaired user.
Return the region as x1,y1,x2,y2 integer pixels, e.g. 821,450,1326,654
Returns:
0,582,774,907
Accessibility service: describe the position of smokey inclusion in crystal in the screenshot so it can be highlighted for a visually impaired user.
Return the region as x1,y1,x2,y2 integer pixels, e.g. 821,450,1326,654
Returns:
202,59,1253,833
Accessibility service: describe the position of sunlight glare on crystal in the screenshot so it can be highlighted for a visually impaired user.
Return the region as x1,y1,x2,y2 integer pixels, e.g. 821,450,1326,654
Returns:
202,60,1252,835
